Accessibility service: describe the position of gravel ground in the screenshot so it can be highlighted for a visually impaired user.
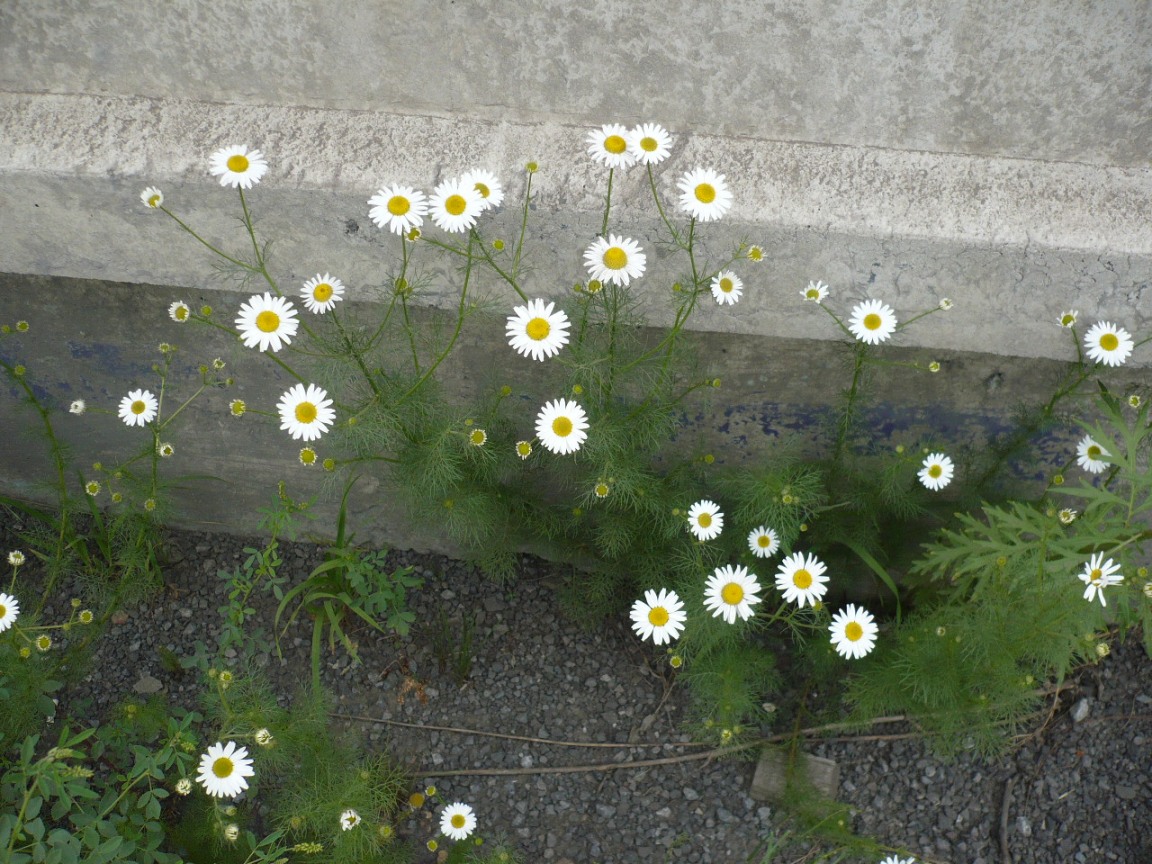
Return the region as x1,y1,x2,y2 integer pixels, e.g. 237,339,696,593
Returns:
26,526,1152,863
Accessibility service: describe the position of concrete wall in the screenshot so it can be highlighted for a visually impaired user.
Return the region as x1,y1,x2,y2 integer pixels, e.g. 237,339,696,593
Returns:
1,0,1149,546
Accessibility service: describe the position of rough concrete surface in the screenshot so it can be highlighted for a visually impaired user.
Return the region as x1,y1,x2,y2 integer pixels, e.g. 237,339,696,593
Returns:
2,0,1149,166
2,0,1150,550
2,273,1141,552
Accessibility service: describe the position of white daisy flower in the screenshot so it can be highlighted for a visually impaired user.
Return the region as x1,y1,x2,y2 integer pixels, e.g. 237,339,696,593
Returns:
879,856,917,864
277,383,335,442
1078,552,1123,606
428,178,484,233
938,298,954,311
1058,310,1078,328
1083,321,1134,367
461,169,504,210
235,292,299,353
703,564,763,624
140,187,163,209
583,234,646,287
118,389,158,427
848,299,898,345
300,274,345,314
686,499,724,542
677,167,732,222
1059,508,1077,524
169,301,191,323
802,281,829,304
223,824,239,842
368,185,428,235
468,428,487,447
710,270,743,305
748,526,780,558
69,400,86,415
157,442,175,458
506,299,570,361
440,802,477,840
254,728,274,747
0,592,19,633
535,399,589,455
829,604,878,659
629,588,687,645
1076,435,1109,474
209,145,268,190
586,124,636,169
515,440,533,460
195,741,255,798
775,551,829,608
918,453,954,491
627,123,673,165
340,809,361,831
7,551,24,567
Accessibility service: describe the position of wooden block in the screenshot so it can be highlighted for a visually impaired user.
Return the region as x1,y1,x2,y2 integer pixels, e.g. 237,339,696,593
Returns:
750,747,840,801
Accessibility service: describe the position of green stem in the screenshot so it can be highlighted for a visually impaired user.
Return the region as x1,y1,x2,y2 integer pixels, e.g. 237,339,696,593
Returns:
834,344,867,464
397,234,474,404
332,308,382,397
238,188,279,294
159,207,255,271
400,293,420,373
600,168,614,236
513,168,535,280
647,164,685,249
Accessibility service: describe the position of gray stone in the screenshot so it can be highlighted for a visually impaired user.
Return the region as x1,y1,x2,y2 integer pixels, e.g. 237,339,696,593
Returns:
750,748,840,802
132,675,163,694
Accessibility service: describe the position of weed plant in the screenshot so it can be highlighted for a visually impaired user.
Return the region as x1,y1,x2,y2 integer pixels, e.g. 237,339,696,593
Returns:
1,125,1150,861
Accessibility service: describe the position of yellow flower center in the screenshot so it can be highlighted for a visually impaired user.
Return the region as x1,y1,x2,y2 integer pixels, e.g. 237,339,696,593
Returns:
1087,445,1101,459
300,449,316,464
1100,333,1119,351
757,535,771,548
864,313,882,330
212,757,234,778
256,310,280,332
1090,568,1102,582
604,134,627,154
1061,314,1074,326
793,569,812,589
175,306,188,320
312,283,333,302
295,402,318,423
640,136,658,152
526,317,551,341
226,154,249,173
148,194,161,207
474,182,491,198
694,183,716,203
719,278,734,293
0,604,6,617
929,464,943,478
409,792,425,808
388,195,410,216
721,582,744,605
517,442,531,457
470,429,486,445
603,247,627,270
131,400,146,415
595,483,609,497
648,606,669,626
845,622,864,642
552,416,573,437
445,194,467,216
697,513,712,528
451,814,466,829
